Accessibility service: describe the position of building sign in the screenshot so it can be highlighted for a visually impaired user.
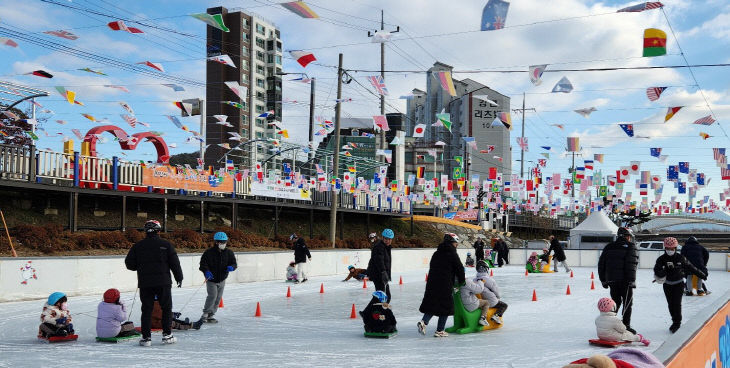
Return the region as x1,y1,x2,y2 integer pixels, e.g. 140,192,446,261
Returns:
250,181,311,201
142,166,233,192
468,93,511,177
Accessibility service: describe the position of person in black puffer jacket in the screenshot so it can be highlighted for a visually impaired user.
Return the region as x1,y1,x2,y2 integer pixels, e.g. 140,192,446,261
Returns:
548,235,571,273
366,229,394,305
654,237,706,333
199,232,237,323
680,236,709,296
597,227,639,333
416,233,466,337
291,234,312,282
125,220,183,345
473,238,485,263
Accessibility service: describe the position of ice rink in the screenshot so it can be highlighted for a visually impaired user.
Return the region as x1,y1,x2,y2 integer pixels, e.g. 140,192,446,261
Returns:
1,265,728,367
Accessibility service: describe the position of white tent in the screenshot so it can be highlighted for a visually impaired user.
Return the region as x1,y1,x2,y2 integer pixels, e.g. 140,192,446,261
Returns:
569,211,619,249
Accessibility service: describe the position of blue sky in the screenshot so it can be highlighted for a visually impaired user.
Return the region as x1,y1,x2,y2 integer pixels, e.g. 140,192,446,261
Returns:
1,0,729,206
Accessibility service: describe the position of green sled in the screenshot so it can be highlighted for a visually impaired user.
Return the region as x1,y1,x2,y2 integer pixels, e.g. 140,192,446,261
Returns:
445,290,503,334
364,331,398,339
96,333,142,343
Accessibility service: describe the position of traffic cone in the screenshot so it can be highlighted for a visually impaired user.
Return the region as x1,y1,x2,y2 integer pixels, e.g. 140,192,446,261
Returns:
590,280,595,290
490,269,493,277
286,286,291,298
320,283,324,294
532,289,538,301
525,269,529,276
570,270,574,278
362,279,367,289
566,285,571,295
350,304,357,319
590,271,595,280
254,302,262,317
399,276,403,285
219,298,224,308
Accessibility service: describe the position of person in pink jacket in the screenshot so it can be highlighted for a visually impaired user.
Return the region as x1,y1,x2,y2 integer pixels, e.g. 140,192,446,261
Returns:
96,288,137,338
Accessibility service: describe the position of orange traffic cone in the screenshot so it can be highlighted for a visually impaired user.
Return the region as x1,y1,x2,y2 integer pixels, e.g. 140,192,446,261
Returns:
566,285,571,295
570,270,574,278
254,302,262,317
362,278,367,289
525,269,529,276
286,286,291,298
590,280,595,290
399,276,403,285
590,271,595,280
320,283,325,294
490,269,493,277
219,298,224,308
532,289,538,301
350,303,357,319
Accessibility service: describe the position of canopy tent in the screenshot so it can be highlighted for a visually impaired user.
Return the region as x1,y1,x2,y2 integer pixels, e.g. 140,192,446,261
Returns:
569,211,619,249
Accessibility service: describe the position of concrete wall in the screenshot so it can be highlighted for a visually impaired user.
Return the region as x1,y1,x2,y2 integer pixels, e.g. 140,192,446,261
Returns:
2,249,728,302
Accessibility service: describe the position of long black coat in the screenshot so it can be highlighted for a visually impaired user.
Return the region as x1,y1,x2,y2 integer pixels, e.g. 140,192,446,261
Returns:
548,238,566,262
419,242,466,316
472,241,485,261
680,239,709,274
199,246,237,283
366,240,392,281
293,238,311,263
125,234,183,288
598,237,639,285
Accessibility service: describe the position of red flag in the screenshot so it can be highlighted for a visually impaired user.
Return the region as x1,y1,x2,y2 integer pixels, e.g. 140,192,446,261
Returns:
488,167,497,180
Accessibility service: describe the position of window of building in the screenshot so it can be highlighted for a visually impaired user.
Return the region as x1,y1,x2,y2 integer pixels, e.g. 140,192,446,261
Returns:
266,132,274,139
255,37,265,48
276,41,282,52
241,115,248,125
240,128,248,138
267,54,274,63
255,105,264,113
242,45,248,55
256,78,265,88
266,40,274,51
256,64,265,74
256,24,266,35
256,51,265,62
256,131,264,139
256,91,265,101
256,119,265,128
275,55,282,65
240,73,249,83
241,59,249,71
242,32,250,43
242,19,249,28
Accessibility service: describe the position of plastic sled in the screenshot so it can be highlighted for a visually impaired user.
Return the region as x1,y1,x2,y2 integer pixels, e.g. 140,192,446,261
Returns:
364,331,397,339
540,256,555,273
285,279,299,283
445,290,503,334
134,327,162,333
589,339,631,347
526,263,541,273
40,334,78,343
96,333,141,343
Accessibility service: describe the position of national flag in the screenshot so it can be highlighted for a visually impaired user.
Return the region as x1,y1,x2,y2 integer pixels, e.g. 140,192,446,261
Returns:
373,115,389,131
551,76,573,93
280,1,319,18
643,28,667,57
416,166,425,179
437,71,456,96
222,101,244,109
0,37,18,47
650,147,661,157
167,115,183,129
679,162,689,174
678,182,686,194
529,64,547,86
412,123,426,138
366,75,389,96
538,159,546,167
481,0,510,31
43,30,79,40
498,112,512,130
646,86,667,101
665,106,682,122
77,67,106,75
667,165,679,180
463,137,478,150
289,50,316,68
516,137,528,151
574,107,597,118
208,54,236,68
258,110,275,118
224,81,246,98
693,115,716,126
107,20,144,34
104,85,129,93
713,148,726,161
137,61,164,72
121,114,137,128
639,183,648,196
700,132,711,140
348,165,356,173
190,13,230,32
29,70,53,78
567,137,580,152
630,161,641,174
617,2,663,12
437,113,452,132
162,84,185,92
619,123,634,137
722,166,730,180
277,129,289,138
584,160,594,170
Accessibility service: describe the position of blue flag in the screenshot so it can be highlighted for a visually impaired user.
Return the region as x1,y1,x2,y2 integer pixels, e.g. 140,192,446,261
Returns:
678,181,686,194
697,173,705,186
650,147,661,157
667,165,678,180
679,162,689,173
481,0,510,31
551,76,573,93
619,124,634,137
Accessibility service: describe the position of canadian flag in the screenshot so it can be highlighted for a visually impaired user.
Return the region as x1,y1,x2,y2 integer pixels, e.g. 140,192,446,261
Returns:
289,50,316,68
108,20,144,34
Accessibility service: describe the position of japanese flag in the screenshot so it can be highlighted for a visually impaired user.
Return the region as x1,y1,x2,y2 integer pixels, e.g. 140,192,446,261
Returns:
630,161,640,175
412,123,426,138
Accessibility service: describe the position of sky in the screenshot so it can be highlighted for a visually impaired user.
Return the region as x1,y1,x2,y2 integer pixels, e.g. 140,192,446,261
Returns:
1,0,730,206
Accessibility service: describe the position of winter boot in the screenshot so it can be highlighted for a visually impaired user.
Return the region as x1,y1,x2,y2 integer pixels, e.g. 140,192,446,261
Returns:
139,337,152,347
416,320,426,335
433,330,448,337
206,317,218,323
637,334,650,346
192,319,203,330
479,316,489,326
162,334,177,344
669,322,681,333
625,326,636,334
697,290,706,296
685,290,694,296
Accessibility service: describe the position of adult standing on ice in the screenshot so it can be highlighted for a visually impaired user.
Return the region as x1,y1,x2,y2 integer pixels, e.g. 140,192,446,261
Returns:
366,229,394,304
199,231,237,324
125,220,183,346
548,235,571,273
680,236,709,296
291,233,311,283
597,227,639,334
417,233,466,337
472,236,485,264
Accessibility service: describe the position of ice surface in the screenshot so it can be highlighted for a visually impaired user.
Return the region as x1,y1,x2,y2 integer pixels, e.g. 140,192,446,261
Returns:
1,266,728,367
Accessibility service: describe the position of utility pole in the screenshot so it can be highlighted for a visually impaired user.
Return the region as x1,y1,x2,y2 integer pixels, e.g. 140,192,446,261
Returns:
308,77,316,163
512,93,535,179
329,54,344,248
367,11,399,161
571,151,576,199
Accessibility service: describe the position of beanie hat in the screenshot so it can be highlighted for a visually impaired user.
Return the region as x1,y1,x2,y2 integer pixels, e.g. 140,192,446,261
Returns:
103,288,120,303
531,251,538,256
597,297,616,313
475,272,488,281
663,237,678,249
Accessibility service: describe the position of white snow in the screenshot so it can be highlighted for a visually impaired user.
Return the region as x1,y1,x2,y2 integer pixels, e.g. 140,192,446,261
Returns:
1,266,728,367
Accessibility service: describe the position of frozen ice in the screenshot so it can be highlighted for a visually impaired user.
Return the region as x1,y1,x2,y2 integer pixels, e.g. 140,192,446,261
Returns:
1,266,728,367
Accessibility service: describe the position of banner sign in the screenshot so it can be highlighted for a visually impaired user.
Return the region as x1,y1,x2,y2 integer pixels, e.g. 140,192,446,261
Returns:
250,181,311,201
142,166,233,192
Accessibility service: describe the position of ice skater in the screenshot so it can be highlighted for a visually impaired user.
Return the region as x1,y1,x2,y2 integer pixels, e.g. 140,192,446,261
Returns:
595,297,649,346
291,233,311,283
199,232,237,324
366,229,394,304
598,227,639,334
549,235,571,273
343,265,367,281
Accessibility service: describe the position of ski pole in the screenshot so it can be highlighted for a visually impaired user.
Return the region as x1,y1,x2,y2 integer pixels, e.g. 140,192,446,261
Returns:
128,288,138,320
178,281,206,314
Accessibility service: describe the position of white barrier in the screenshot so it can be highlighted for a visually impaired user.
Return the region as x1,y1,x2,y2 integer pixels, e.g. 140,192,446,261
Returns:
1,249,727,302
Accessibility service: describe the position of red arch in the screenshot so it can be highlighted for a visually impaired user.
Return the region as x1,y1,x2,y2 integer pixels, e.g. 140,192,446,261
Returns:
83,125,170,164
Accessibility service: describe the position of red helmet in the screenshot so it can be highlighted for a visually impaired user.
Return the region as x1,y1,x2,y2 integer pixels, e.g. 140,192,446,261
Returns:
103,288,120,304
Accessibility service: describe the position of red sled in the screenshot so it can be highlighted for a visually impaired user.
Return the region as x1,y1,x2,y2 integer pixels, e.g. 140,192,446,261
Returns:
39,334,79,343
134,327,162,333
589,339,631,347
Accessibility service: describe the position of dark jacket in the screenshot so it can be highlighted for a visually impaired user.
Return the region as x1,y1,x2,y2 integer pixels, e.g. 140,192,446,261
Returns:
548,238,566,262
539,252,550,264
361,302,397,333
293,238,311,263
598,237,639,285
419,242,466,316
472,240,485,260
366,240,392,281
654,252,706,283
680,239,709,274
125,234,183,288
199,246,237,283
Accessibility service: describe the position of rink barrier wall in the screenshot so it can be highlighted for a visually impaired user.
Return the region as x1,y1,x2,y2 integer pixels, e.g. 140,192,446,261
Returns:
1,249,728,302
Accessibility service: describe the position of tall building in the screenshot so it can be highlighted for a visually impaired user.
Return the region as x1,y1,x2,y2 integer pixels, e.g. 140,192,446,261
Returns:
205,6,283,166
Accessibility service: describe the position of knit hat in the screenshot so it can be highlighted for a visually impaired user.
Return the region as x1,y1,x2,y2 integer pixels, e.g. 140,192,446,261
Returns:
597,297,616,313
531,251,538,256
103,288,120,303
663,237,678,249
475,272,489,281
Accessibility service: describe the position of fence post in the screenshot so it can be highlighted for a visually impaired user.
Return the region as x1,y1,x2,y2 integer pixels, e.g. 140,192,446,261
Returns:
28,145,36,183
73,151,80,187
112,156,119,191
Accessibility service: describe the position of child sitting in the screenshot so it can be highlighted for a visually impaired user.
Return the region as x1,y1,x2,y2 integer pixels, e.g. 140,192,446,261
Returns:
39,292,74,338
151,299,198,330
97,288,138,338
527,251,540,273
539,248,551,267
361,290,397,333
484,249,495,268
465,252,475,267
460,278,491,326
474,260,508,324
342,265,367,281
595,297,649,346
286,261,299,283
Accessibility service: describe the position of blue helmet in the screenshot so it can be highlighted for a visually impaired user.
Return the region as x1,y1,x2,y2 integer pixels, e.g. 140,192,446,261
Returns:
47,292,66,306
347,265,354,270
382,229,394,239
213,232,228,241
372,290,388,303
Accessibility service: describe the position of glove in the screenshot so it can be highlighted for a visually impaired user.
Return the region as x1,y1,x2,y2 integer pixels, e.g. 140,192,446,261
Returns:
226,266,235,272
204,271,214,280
55,317,67,325
177,281,182,288
381,271,389,283
602,282,609,289
700,272,707,280
628,281,636,289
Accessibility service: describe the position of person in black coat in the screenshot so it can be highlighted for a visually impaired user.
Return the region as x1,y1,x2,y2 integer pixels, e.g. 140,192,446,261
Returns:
472,238,485,263
125,220,183,345
366,229,394,304
654,237,706,333
597,227,639,333
199,232,237,323
548,235,571,273
291,233,312,282
495,238,509,267
680,236,709,296
417,233,466,337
